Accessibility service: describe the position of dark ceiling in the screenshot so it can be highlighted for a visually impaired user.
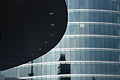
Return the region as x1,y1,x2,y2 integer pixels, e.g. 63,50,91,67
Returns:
0,0,67,70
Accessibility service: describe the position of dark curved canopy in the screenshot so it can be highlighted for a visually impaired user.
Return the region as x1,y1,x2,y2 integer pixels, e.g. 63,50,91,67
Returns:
0,0,67,70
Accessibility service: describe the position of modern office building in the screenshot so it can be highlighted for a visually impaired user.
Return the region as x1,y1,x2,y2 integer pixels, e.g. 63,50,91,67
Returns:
1,0,120,80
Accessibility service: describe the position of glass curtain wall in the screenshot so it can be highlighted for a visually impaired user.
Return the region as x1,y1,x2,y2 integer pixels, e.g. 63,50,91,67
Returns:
2,0,120,80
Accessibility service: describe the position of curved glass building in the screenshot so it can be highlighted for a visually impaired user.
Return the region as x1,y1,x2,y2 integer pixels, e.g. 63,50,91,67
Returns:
1,0,120,80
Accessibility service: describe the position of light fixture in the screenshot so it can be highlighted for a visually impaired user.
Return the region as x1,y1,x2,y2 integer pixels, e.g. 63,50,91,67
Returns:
49,33,53,36
45,41,48,43
49,12,55,15
50,24,55,27
39,48,41,50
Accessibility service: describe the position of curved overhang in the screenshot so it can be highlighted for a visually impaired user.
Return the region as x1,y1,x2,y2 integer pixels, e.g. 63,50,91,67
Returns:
0,0,68,70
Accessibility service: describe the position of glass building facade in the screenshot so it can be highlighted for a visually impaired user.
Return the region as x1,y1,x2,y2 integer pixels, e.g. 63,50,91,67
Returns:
1,0,120,80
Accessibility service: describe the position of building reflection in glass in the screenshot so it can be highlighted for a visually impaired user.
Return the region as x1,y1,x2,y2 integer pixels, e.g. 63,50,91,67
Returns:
58,54,71,80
